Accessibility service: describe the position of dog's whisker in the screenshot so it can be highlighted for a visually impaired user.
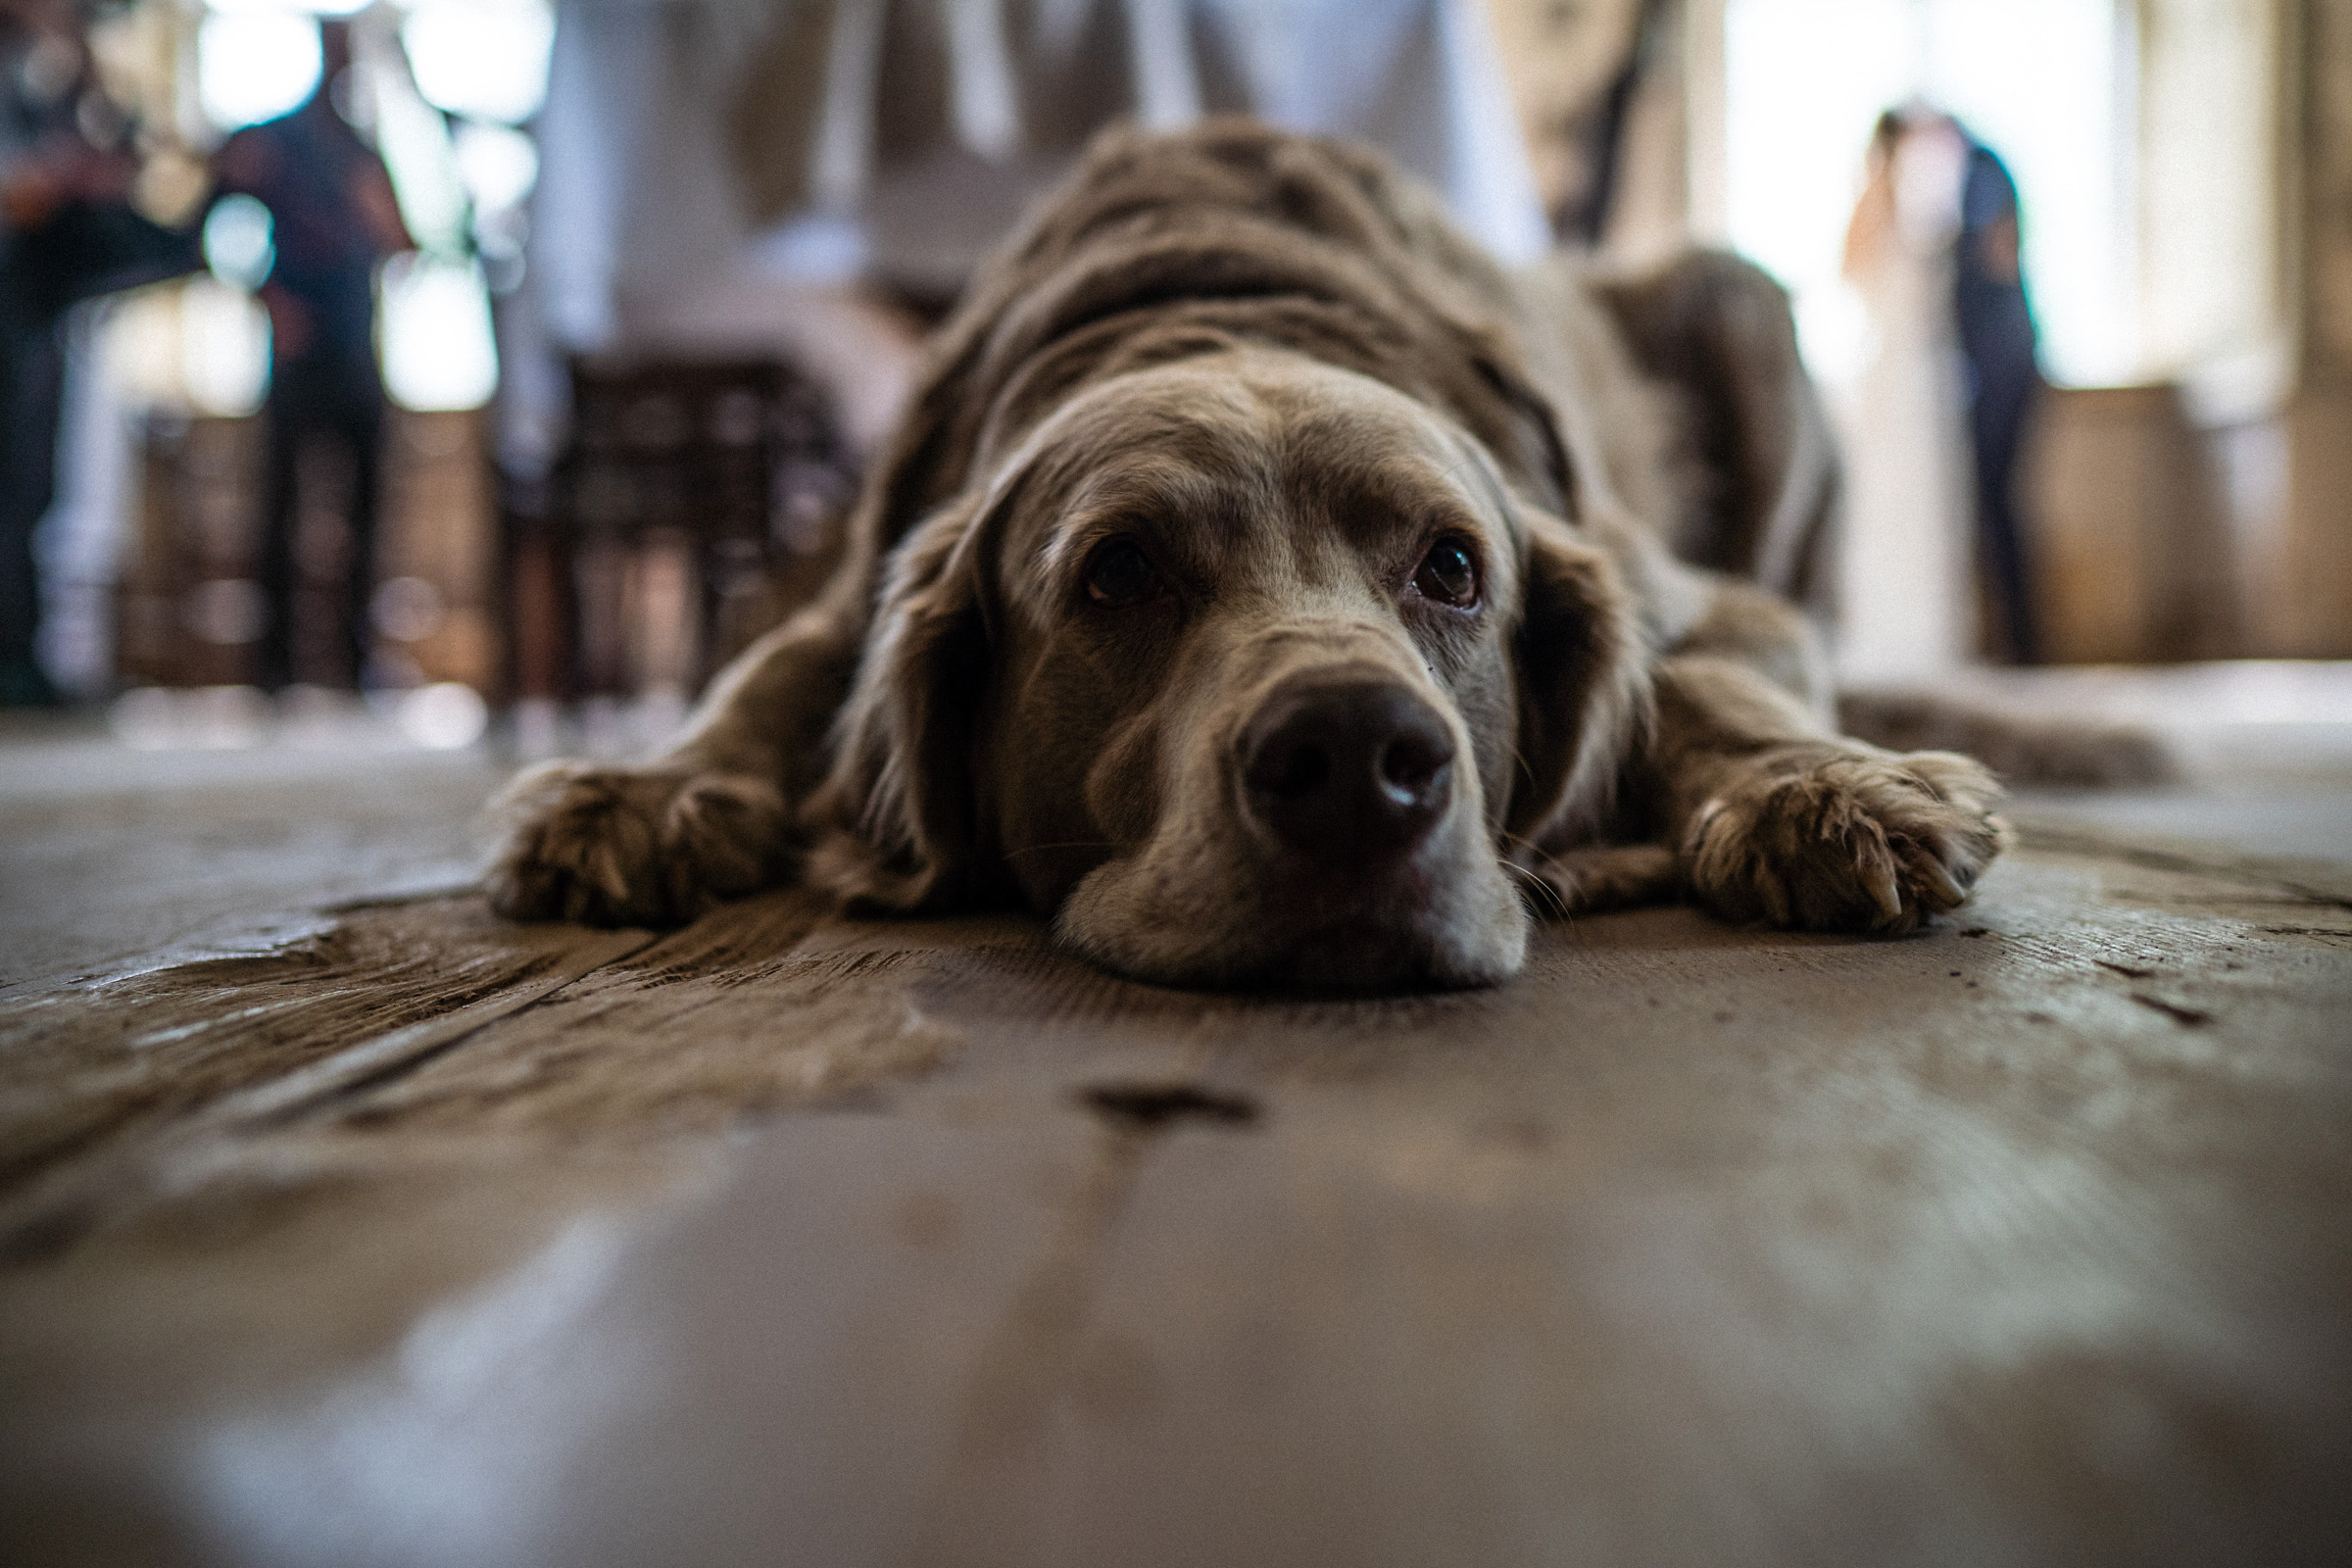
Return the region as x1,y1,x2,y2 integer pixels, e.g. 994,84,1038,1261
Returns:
1493,828,1580,922
1507,741,1542,791
1499,857,1573,922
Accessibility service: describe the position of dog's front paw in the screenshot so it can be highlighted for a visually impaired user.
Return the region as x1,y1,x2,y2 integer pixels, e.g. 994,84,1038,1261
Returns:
1684,747,2008,933
486,760,795,926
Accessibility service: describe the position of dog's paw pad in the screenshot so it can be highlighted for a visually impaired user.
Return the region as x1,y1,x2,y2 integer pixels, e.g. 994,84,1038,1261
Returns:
1685,748,2008,934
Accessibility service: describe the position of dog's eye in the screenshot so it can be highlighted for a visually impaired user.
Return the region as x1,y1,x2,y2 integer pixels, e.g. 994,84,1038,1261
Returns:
1084,538,1159,607
1413,538,1480,607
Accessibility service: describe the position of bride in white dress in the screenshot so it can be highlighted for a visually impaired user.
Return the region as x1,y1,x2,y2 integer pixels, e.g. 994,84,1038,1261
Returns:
1833,108,1976,682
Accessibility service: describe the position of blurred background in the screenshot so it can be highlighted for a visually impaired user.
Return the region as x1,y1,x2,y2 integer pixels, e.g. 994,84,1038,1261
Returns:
3,0,2347,763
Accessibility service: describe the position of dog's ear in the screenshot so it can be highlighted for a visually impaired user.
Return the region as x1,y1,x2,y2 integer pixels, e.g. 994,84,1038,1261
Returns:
812,494,994,912
1459,331,1579,516
1506,514,1653,848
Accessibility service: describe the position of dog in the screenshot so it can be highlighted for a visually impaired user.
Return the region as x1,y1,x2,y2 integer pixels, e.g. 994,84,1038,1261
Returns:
489,121,2008,992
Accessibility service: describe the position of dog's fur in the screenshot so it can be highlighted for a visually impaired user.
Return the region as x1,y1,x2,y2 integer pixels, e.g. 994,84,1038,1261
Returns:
489,122,2009,991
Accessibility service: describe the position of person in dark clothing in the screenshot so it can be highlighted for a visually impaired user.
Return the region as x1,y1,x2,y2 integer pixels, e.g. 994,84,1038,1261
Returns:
1,0,196,705
0,232,67,706
1951,130,2043,665
214,21,409,692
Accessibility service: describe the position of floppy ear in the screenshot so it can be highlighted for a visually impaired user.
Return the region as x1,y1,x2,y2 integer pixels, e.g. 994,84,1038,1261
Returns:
811,495,993,913
1458,330,1579,515
1506,514,1653,850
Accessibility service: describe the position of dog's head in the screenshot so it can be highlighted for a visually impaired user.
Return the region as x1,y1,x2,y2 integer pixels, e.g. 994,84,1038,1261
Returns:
816,345,1648,991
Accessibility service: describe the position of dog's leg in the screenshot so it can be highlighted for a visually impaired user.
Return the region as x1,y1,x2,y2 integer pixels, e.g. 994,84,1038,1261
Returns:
485,605,863,926
1520,843,1682,915
1653,658,2009,933
1639,582,2008,934
486,281,987,929
1577,258,2005,929
1644,591,2009,931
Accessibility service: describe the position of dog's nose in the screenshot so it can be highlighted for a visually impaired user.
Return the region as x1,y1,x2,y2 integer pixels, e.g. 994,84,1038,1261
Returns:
1241,673,1456,863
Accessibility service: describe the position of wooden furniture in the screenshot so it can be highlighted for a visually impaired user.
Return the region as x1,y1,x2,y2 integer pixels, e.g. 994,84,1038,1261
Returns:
115,409,497,693
503,357,858,707
2026,384,2237,664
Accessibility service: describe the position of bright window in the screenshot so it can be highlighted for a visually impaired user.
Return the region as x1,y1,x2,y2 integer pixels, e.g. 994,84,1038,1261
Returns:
196,10,321,130
399,0,556,125
1722,0,2133,388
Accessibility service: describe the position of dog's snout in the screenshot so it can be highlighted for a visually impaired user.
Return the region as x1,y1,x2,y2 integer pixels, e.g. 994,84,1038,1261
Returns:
1241,674,1456,863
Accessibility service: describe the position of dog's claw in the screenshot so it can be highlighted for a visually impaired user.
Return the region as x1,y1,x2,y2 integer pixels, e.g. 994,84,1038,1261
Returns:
1919,858,1967,908
1866,859,1903,924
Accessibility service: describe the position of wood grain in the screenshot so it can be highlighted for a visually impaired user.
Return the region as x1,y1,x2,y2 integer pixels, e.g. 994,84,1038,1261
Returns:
1,836,2347,1566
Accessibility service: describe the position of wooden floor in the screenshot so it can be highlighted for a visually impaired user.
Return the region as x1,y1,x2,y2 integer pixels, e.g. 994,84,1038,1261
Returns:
2,677,2349,1567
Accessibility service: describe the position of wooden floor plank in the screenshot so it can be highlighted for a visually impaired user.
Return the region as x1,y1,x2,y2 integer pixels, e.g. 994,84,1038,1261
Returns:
0,902,638,1201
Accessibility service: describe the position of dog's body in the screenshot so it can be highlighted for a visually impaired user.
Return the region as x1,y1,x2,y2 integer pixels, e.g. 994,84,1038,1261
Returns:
491,122,2007,990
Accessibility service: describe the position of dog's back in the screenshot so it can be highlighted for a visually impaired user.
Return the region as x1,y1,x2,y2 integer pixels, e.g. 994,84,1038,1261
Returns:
866,121,1582,544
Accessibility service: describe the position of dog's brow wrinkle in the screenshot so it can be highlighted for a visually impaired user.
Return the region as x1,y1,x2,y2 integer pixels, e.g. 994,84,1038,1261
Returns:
1430,451,1488,495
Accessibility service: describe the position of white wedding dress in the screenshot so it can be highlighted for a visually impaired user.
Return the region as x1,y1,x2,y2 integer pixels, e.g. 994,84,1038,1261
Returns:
1832,131,1977,682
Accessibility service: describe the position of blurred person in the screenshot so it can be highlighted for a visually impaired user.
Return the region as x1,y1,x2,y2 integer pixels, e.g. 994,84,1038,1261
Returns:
1836,106,1973,681
0,0,195,706
1950,121,2043,664
541,0,1546,358
1841,106,2045,669
214,19,410,694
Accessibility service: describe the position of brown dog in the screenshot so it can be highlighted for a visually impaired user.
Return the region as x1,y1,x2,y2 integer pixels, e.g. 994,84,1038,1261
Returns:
489,122,2007,991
